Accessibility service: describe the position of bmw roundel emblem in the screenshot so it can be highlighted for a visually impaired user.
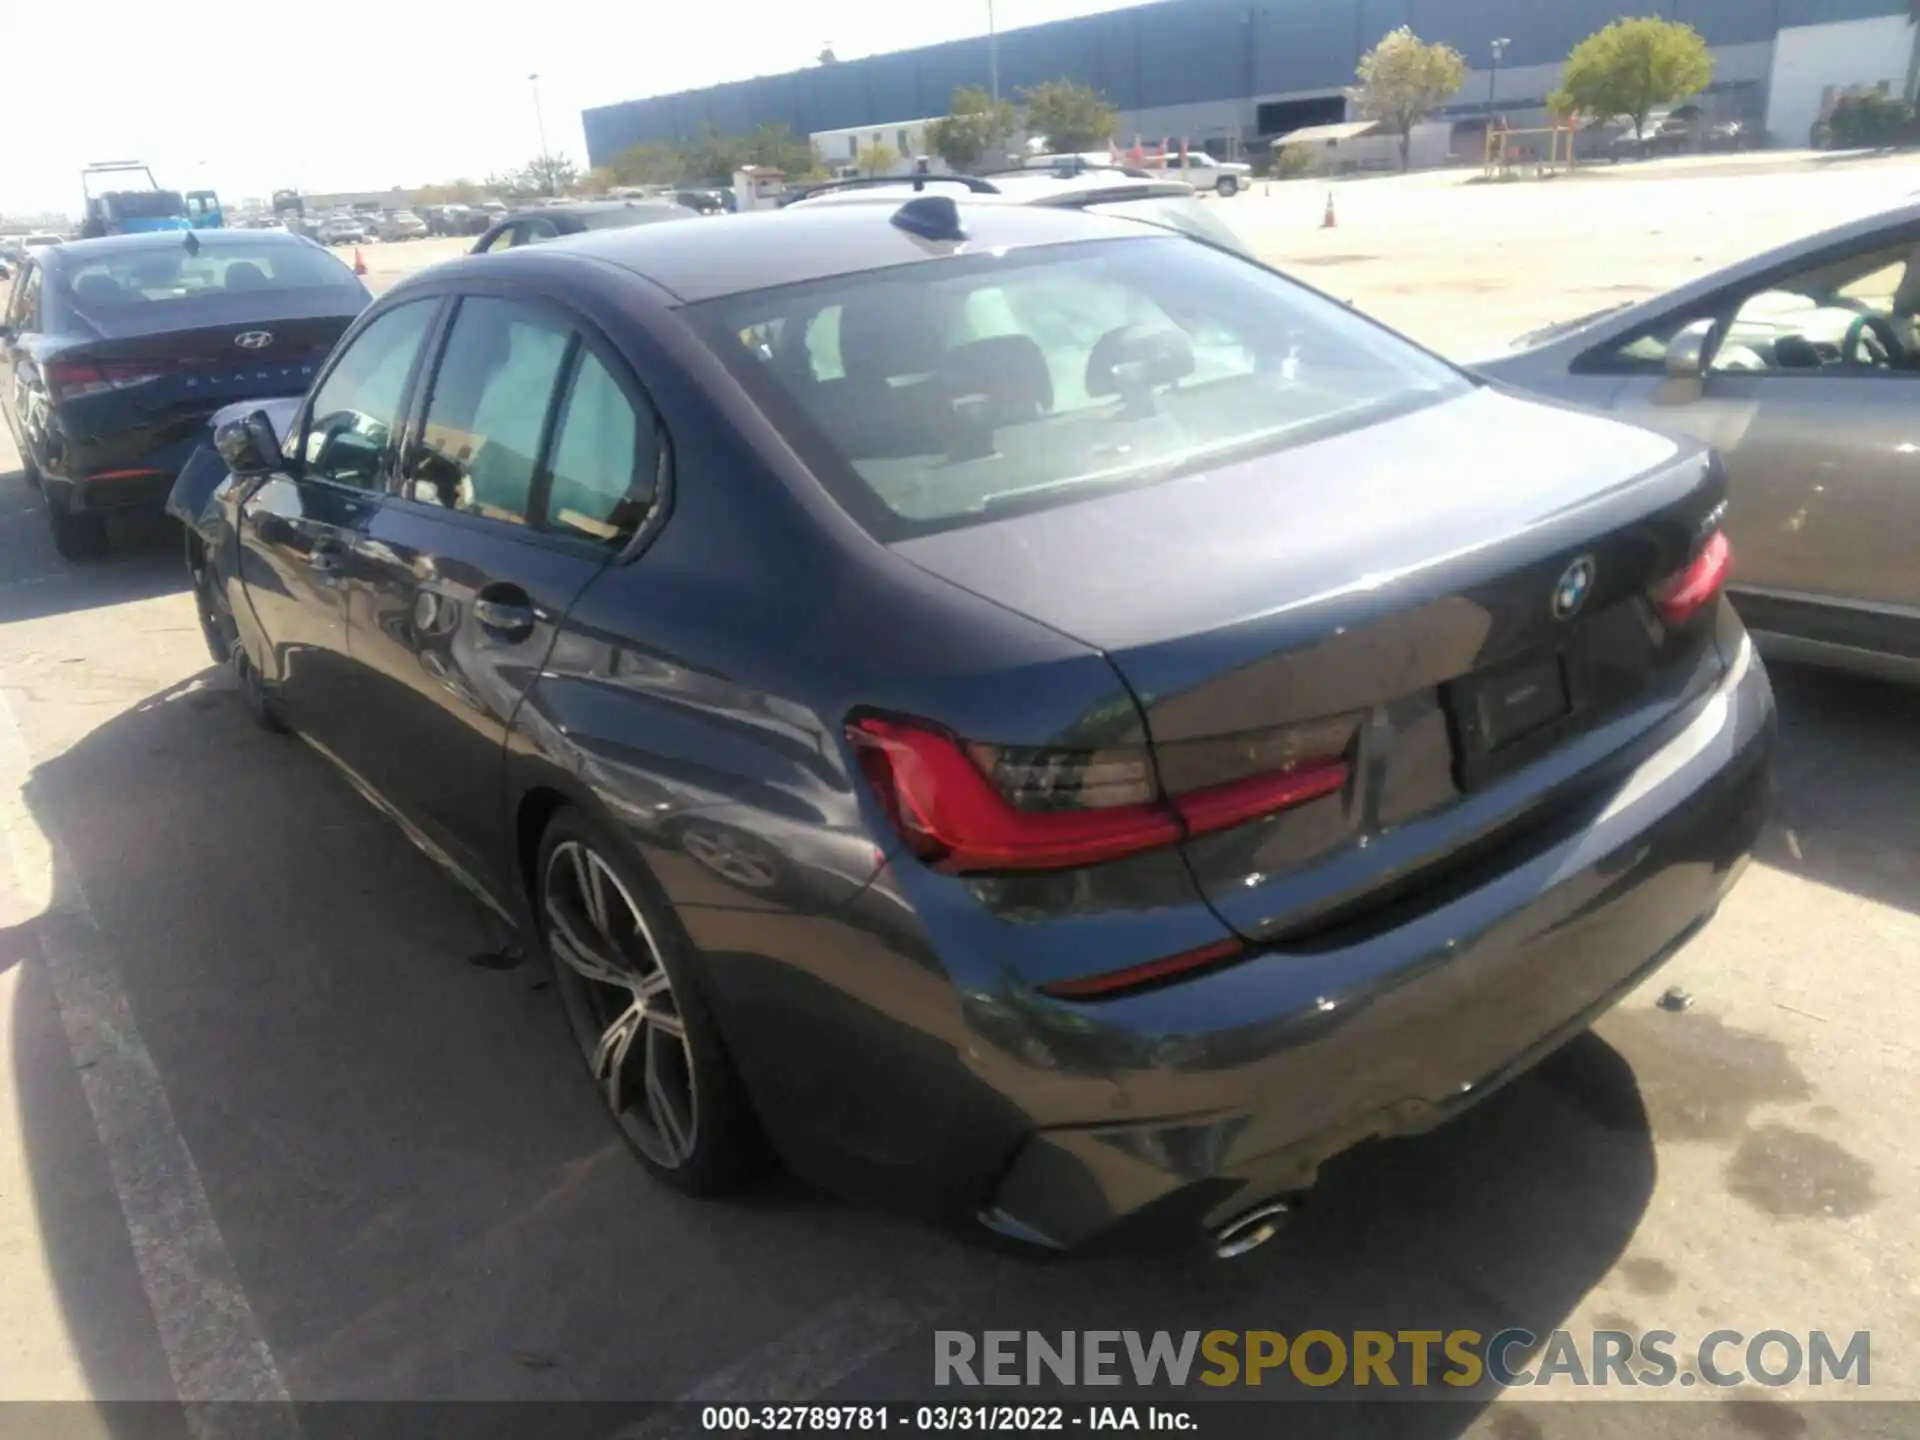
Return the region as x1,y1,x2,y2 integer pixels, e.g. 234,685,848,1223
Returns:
1552,556,1597,620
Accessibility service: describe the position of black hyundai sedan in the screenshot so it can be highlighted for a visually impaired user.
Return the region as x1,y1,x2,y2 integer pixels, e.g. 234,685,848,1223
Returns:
3,228,371,558
169,201,1774,1256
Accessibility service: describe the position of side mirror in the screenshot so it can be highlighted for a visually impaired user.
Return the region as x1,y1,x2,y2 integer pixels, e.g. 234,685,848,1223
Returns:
214,410,282,476
1665,318,1716,380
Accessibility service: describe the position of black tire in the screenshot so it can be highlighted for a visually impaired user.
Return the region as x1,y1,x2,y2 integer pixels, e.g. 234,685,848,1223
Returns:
226,627,288,734
45,492,107,561
186,533,231,667
1217,175,1239,197
536,807,765,1195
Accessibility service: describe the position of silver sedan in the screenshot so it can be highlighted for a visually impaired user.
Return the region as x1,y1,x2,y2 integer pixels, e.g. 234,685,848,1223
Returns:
1477,200,1920,684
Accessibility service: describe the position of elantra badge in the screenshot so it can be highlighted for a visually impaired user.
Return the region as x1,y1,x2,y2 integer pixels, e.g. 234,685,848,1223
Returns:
1552,556,1596,620
234,331,274,350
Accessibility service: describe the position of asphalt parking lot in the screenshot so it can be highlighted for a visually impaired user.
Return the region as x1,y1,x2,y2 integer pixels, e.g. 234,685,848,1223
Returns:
1,156,1917,1433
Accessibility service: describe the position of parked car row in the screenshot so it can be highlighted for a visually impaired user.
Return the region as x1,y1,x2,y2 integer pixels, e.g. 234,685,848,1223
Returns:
9,171,1908,1258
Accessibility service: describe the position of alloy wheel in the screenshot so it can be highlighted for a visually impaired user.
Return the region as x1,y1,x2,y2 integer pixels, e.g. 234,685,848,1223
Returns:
543,840,698,1169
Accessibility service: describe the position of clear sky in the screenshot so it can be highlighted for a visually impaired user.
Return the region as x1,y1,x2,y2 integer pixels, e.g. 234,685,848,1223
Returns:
2,0,1145,219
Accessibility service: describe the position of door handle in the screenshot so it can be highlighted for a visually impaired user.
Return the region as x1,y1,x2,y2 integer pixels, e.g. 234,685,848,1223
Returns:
473,585,537,642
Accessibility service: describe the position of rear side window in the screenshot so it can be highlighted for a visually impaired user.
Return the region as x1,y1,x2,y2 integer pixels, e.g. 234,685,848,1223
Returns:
695,237,1468,538
545,350,658,544
61,242,364,314
408,297,571,525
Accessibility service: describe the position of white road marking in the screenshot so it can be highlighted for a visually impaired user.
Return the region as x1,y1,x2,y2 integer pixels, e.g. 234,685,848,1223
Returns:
620,1258,1001,1438
613,1284,938,1438
0,685,299,1436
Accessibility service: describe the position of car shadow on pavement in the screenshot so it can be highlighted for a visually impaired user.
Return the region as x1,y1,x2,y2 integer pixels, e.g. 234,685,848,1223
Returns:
1756,662,1920,917
0,470,187,626
11,669,1660,1434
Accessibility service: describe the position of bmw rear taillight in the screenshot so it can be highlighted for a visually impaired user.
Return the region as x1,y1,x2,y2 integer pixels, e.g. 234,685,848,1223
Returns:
1650,530,1731,626
845,714,1353,875
46,359,173,402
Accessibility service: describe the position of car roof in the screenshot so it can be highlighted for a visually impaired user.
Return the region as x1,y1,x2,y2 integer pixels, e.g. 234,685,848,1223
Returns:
407,202,1172,304
37,228,320,266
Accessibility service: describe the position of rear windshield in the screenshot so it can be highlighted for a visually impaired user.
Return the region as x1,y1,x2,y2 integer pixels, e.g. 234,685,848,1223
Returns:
693,236,1470,539
59,243,364,312
1085,196,1247,255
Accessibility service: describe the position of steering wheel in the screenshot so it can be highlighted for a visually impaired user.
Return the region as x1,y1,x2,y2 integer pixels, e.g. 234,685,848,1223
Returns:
1841,313,1905,368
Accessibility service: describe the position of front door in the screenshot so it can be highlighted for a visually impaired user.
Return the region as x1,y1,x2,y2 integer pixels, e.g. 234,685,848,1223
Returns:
1607,229,1920,621
235,297,439,742
339,293,663,898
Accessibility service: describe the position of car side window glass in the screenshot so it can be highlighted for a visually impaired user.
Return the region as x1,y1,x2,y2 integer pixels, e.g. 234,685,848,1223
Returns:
13,267,43,332
303,300,436,488
407,297,571,525
1709,237,1920,374
1580,312,1715,374
3,265,25,328
544,348,659,545
526,218,561,244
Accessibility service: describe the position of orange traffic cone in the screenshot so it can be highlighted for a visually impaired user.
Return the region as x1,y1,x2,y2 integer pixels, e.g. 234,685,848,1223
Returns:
352,247,368,276
1321,191,1337,228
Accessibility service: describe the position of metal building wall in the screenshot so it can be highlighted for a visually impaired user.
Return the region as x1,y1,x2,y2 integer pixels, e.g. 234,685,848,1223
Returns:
581,0,1909,165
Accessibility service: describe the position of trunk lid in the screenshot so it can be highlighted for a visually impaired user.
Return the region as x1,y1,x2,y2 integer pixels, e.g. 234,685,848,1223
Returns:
49,312,346,441
893,387,1728,941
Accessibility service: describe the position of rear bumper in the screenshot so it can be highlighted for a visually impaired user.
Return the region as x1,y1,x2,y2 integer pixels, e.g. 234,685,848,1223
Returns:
978,636,1775,1251
47,429,215,514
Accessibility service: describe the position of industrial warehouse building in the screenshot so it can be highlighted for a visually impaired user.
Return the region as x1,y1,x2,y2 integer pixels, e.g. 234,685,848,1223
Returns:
582,0,1920,168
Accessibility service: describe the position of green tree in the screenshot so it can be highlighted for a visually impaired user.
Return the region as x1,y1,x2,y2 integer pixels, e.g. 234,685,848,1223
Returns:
1551,17,1714,141
680,124,749,184
743,122,818,177
1023,79,1118,153
855,141,899,176
414,178,483,205
927,86,1019,170
521,153,580,197
605,143,686,187
1351,26,1466,170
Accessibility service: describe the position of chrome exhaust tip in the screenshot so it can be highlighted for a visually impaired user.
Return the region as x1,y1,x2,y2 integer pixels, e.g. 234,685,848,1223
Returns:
1212,1198,1294,1259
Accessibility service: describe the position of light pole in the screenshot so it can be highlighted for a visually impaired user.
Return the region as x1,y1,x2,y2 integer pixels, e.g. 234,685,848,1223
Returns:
987,0,1000,111
1487,37,1510,115
528,72,552,193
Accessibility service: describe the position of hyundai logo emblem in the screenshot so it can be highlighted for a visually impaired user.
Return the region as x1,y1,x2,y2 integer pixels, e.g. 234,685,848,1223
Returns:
1552,556,1597,621
234,331,274,350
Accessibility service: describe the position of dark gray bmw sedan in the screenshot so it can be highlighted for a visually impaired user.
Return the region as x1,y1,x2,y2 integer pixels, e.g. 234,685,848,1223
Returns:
170,198,1774,1256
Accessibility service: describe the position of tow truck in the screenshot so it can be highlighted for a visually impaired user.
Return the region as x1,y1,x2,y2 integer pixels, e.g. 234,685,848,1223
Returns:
78,161,223,236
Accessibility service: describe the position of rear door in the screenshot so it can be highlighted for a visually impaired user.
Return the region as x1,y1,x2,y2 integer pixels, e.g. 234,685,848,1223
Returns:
235,297,440,742
338,291,664,895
